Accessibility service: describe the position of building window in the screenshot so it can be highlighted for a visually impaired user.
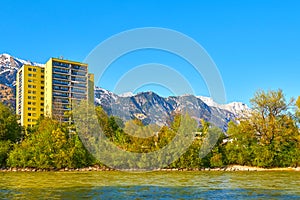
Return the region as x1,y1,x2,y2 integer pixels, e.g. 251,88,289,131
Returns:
28,119,31,122
41,92,44,95
33,74,37,77
28,68,32,71
28,107,32,110
28,113,32,116
41,86,44,89
41,69,44,73
41,108,44,112
41,75,44,78
41,81,44,84
33,68,37,72
28,102,32,105
41,103,44,106
28,74,33,77
28,85,36,88
41,97,44,100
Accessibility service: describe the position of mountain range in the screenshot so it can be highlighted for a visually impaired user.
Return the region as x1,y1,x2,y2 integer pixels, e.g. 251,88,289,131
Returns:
94,87,249,131
0,53,249,130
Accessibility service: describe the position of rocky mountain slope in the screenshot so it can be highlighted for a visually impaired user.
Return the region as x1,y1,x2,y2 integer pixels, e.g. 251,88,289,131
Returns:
0,84,15,107
0,53,43,106
0,53,43,86
95,87,249,131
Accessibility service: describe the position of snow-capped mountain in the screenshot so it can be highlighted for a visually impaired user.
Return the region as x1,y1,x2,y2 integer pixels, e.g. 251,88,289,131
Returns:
0,53,43,106
0,53,43,86
198,96,249,115
95,87,249,131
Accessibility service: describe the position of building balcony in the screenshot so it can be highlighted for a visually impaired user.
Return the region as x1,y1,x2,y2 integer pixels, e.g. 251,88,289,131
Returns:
53,86,69,92
71,71,86,77
61,100,70,104
71,77,86,82
53,80,69,86
53,68,69,74
71,83,86,88
58,106,71,110
53,74,69,80
71,88,86,94
53,92,69,98
53,98,69,104
71,94,87,99
72,65,87,71
53,62,70,69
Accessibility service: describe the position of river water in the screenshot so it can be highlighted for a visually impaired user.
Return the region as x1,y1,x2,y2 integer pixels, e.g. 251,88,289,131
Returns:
0,171,299,199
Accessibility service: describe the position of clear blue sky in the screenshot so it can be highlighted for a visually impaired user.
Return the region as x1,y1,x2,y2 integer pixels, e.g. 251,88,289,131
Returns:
1,0,299,105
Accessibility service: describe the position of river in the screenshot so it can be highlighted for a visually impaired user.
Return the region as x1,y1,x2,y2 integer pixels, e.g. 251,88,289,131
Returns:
0,171,299,199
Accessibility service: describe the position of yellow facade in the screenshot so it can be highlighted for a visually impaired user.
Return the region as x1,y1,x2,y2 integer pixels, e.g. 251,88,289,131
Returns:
16,58,94,127
45,58,89,121
16,65,45,128
44,58,53,118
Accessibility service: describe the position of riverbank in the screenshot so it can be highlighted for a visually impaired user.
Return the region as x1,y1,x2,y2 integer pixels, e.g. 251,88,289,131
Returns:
1,165,300,172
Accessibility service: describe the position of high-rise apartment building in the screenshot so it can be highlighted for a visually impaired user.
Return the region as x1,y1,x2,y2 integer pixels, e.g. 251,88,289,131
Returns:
16,58,94,127
16,65,45,128
44,58,91,122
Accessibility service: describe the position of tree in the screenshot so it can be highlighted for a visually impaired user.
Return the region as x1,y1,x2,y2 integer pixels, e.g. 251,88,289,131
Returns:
7,118,93,169
0,102,22,142
225,121,257,166
249,89,294,144
0,140,12,166
225,89,300,167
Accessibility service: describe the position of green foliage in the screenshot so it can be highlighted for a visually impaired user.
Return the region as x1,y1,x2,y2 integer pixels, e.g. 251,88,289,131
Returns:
225,89,300,168
7,118,93,169
0,140,12,166
1,90,299,169
0,102,22,142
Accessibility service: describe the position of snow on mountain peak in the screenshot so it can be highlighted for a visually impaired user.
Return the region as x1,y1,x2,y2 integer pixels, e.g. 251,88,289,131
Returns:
1,53,44,67
119,91,134,97
197,96,220,107
0,53,44,86
198,96,249,114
